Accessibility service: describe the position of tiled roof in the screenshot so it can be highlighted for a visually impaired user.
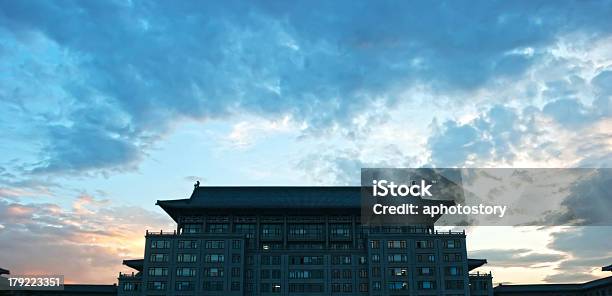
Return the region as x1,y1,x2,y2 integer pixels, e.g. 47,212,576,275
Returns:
156,186,363,221
158,186,362,209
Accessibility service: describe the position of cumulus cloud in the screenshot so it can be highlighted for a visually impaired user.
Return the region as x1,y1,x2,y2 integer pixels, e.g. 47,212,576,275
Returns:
1,1,612,174
0,195,173,283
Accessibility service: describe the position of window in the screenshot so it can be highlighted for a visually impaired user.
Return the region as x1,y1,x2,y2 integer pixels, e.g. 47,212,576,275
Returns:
387,254,408,263
205,240,225,249
149,253,168,262
359,256,367,264
288,283,323,293
178,240,197,249
416,240,433,248
232,254,241,263
387,240,407,249
359,283,368,292
232,240,241,249
446,239,459,249
288,224,324,238
177,253,197,263
370,240,380,249
150,240,170,249
388,281,409,291
330,223,351,237
445,280,464,289
122,282,138,291
203,281,223,291
206,223,228,233
289,270,324,279
373,281,381,291
332,255,351,264
147,281,166,291
418,267,434,276
446,266,462,276
290,256,323,265
176,281,193,291
359,268,368,278
261,224,283,237
261,255,280,265
204,267,224,277
444,253,463,262
388,267,408,277
371,254,380,263
205,254,224,263
234,223,256,238
183,223,201,234
342,283,352,292
176,267,196,277
231,267,241,277
272,284,281,293
371,267,381,277
231,281,240,291
418,281,436,290
417,254,435,262
148,267,167,276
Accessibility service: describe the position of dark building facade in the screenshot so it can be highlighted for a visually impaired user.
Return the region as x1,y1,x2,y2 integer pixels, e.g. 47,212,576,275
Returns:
117,186,493,296
493,275,612,296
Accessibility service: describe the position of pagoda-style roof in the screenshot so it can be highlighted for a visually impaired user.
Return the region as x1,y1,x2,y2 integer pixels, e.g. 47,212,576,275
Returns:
468,258,488,271
122,259,143,272
157,186,363,221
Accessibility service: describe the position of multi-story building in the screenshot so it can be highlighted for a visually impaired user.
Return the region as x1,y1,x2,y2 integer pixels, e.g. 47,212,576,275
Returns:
118,186,493,296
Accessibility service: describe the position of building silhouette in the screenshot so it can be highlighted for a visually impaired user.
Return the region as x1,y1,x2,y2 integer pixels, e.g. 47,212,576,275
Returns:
117,186,493,295
493,275,612,296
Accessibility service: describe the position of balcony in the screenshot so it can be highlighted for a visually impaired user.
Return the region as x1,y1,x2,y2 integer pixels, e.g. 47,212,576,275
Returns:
145,229,177,236
118,272,141,280
469,271,492,278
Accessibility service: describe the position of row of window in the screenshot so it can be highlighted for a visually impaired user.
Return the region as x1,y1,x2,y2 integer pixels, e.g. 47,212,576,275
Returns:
150,253,224,263
148,266,462,280
144,279,465,292
151,239,242,249
370,239,461,249
370,253,463,263
181,223,354,236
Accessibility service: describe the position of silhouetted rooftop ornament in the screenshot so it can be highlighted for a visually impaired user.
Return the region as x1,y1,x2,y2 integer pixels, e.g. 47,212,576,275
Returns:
194,180,200,189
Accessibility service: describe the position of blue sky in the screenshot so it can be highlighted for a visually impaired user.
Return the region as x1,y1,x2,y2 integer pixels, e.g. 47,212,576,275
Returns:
0,0,611,284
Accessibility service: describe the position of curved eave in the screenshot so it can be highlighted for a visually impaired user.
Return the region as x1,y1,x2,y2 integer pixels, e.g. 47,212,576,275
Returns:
122,259,143,272
156,199,191,222
468,258,488,271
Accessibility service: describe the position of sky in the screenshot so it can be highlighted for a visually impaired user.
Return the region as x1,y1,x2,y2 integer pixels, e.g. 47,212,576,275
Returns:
0,0,611,285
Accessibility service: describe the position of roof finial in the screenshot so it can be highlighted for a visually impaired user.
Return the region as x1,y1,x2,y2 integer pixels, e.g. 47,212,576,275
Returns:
194,180,200,189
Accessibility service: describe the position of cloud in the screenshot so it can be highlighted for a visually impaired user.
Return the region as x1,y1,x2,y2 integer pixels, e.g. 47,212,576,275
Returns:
0,195,173,283
2,1,612,174
469,248,566,268
543,226,612,283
